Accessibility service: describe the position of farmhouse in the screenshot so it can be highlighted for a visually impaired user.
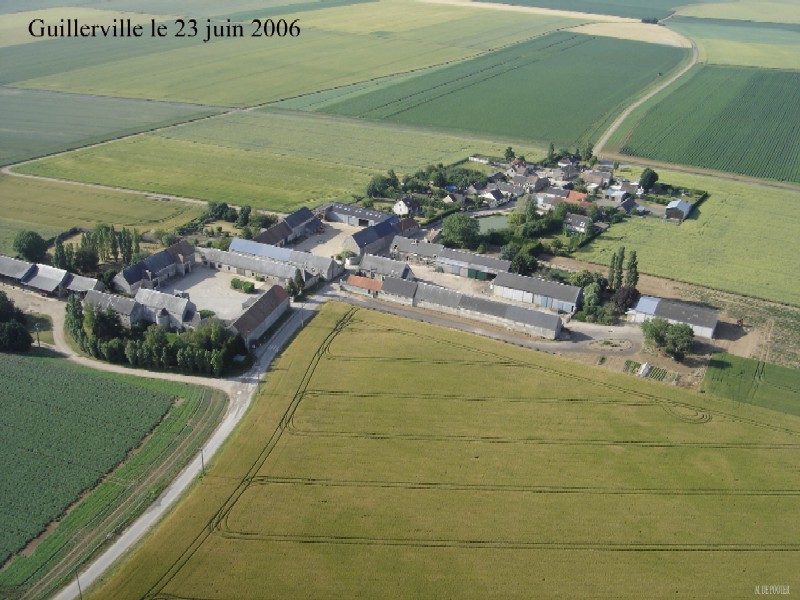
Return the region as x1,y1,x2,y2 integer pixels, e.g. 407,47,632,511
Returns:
229,285,289,347
196,247,303,288
229,238,341,280
341,274,382,298
135,288,197,329
342,220,400,256
392,198,420,217
84,290,144,328
0,255,34,286
324,203,397,227
492,271,583,313
358,254,414,281
22,264,69,296
564,213,593,235
627,296,718,339
113,239,195,294
390,236,510,280
665,199,693,221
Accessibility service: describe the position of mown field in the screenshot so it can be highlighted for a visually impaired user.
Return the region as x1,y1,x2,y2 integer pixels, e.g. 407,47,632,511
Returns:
577,171,800,307
472,0,712,20
90,303,800,600
0,175,204,255
0,88,221,166
11,1,582,106
667,17,800,69
702,353,800,417
611,66,800,183
14,111,543,211
317,32,687,147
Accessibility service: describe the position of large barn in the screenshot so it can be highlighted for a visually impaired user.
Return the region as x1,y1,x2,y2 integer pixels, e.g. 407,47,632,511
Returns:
491,272,582,314
627,296,718,339
229,285,290,347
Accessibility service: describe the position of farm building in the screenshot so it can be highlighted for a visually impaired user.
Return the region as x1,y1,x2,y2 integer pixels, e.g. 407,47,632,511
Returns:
229,238,341,280
83,290,144,328
564,214,593,235
229,285,289,347
65,274,104,297
113,239,195,294
254,221,292,247
196,247,305,288
135,288,197,329
324,203,397,228
358,254,414,281
390,236,510,280
665,199,693,221
491,272,582,314
283,207,323,240
0,255,34,286
626,296,718,339
397,217,420,236
341,274,382,298
380,277,417,305
342,220,400,256
22,265,69,296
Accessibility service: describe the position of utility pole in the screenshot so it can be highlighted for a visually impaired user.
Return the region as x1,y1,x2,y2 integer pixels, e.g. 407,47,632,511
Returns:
200,448,206,476
35,323,40,348
76,570,84,600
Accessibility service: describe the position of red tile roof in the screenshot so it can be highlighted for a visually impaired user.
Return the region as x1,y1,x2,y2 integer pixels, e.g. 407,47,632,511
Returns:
346,275,383,292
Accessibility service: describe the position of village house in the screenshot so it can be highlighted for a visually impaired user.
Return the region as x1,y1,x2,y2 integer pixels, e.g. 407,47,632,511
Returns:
491,271,583,314
480,188,506,208
135,288,197,329
392,198,420,217
229,285,289,347
442,192,467,206
564,213,593,235
626,296,718,339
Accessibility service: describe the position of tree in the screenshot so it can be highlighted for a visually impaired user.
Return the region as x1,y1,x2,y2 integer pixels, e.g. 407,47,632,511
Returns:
625,250,639,289
0,321,32,353
293,270,305,297
642,317,670,348
236,205,252,227
119,228,133,264
13,230,47,263
583,282,601,310
285,278,299,298
640,168,659,192
386,169,400,191
547,142,555,163
607,251,618,290
613,160,620,171
110,225,120,262
366,174,389,198
53,238,68,270
611,286,640,313
511,243,539,276
132,230,141,264
581,142,594,161
0,291,25,325
664,323,694,361
504,147,515,162
441,213,480,249
73,245,99,273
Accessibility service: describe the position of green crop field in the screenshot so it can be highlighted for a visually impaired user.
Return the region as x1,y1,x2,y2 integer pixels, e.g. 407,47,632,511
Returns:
472,0,716,20
0,88,222,166
0,175,204,255
676,0,800,24
702,353,800,417
90,303,800,600
12,0,579,107
611,66,800,183
667,17,800,69
577,171,800,307
317,32,687,147
14,111,543,211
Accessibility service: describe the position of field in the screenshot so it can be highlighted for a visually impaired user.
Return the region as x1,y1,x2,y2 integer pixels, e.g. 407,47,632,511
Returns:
90,302,800,599
667,17,800,69
0,175,204,255
317,33,688,147
676,0,800,24
14,111,543,211
610,66,800,183
471,0,716,20
0,88,222,166
702,353,800,417
11,1,583,107
576,170,800,307
0,353,226,599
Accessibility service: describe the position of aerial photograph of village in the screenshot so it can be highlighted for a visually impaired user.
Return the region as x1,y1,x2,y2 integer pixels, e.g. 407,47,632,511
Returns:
0,0,798,598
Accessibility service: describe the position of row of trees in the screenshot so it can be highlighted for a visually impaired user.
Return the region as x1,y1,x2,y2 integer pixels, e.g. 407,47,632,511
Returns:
0,291,32,353
66,296,246,376
607,246,638,291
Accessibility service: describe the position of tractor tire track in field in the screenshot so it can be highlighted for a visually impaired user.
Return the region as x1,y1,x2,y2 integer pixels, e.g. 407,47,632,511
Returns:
142,308,356,600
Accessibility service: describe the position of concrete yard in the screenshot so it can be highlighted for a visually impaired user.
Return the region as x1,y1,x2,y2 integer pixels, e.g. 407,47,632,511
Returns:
158,267,273,321
291,221,360,258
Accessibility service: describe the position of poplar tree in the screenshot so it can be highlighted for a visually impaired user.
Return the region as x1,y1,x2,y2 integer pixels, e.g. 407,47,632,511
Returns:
625,250,639,289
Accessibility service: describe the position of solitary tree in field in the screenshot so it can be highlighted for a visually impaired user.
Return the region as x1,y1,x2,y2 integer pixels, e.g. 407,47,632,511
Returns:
640,168,659,192
504,147,515,162
13,230,47,263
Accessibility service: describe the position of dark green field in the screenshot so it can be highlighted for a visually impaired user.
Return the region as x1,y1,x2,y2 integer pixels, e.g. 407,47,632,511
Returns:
319,33,687,147
702,353,800,416
614,66,800,182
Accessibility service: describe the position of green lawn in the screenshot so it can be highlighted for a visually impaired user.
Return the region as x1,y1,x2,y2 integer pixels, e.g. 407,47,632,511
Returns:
14,111,544,211
0,88,222,166
702,352,800,416
92,302,800,600
576,170,800,307
610,66,800,183
318,32,688,147
0,174,204,254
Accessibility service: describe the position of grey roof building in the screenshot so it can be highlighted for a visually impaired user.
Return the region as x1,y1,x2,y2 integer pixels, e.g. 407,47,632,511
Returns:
230,285,290,346
0,255,34,283
135,288,196,329
197,247,300,283
113,239,195,294
324,203,397,227
229,238,341,280
84,290,144,328
627,295,718,339
380,277,418,302
65,274,103,296
358,254,413,280
492,272,582,313
254,221,293,246
22,265,69,295
390,236,510,279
